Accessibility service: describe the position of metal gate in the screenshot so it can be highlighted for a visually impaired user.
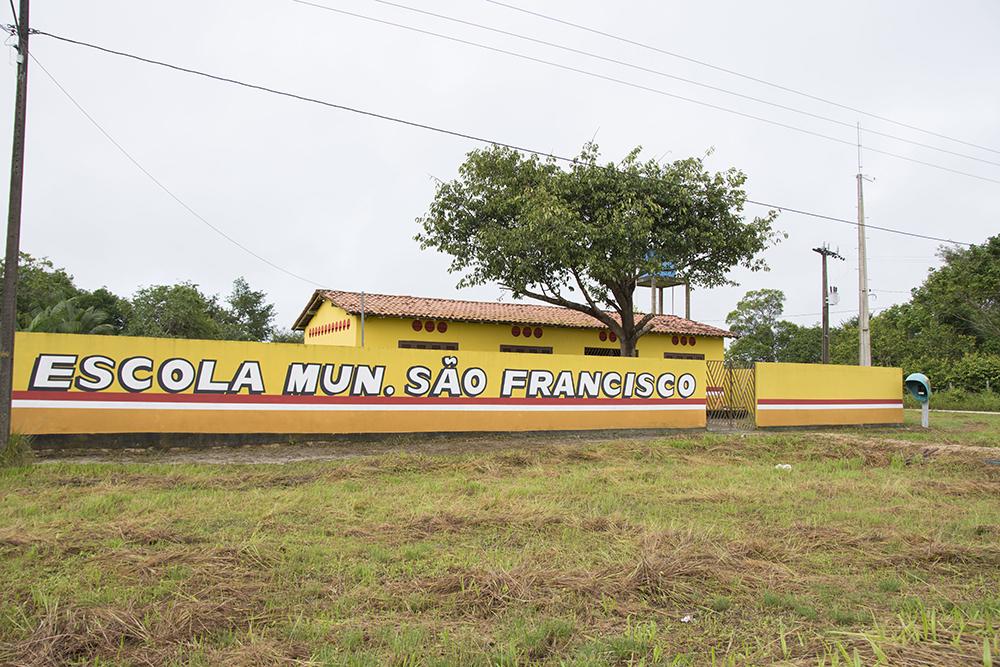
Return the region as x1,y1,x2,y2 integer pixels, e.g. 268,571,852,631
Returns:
706,361,756,430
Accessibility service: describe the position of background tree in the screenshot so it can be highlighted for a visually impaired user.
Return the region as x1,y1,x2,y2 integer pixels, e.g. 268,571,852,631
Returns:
76,287,132,334
126,283,224,340
270,328,304,344
773,321,821,363
1,253,80,328
417,143,779,356
220,277,276,342
25,297,115,335
725,289,786,362
909,237,1000,353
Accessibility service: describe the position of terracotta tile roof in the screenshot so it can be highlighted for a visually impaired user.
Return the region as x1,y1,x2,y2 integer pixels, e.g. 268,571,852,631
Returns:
294,290,733,338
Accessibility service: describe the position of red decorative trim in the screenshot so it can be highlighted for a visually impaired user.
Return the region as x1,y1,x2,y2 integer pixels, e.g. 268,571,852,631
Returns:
14,390,706,407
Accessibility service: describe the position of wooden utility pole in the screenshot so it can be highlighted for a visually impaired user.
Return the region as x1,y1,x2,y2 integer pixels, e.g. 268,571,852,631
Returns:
0,0,30,451
813,245,844,363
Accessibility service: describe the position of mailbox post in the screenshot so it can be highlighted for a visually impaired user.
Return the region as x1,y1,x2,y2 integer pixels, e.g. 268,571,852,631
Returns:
904,373,931,428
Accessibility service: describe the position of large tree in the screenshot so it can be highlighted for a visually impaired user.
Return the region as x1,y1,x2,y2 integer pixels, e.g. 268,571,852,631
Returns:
76,287,132,334
125,278,278,342
126,282,225,340
910,235,1000,354
417,144,779,356
0,253,80,329
220,277,276,342
725,288,823,363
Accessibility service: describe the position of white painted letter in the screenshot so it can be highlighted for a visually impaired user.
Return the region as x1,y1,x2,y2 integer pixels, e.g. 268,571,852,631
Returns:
29,354,77,390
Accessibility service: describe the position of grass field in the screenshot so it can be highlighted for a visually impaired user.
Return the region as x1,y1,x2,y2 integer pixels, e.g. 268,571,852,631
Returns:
2,412,999,665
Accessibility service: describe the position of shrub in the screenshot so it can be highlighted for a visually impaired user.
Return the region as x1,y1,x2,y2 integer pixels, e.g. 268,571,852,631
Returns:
0,433,33,467
903,389,1000,412
946,354,1000,393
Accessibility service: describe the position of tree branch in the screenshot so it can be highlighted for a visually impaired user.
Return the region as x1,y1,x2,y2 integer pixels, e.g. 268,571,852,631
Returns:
634,312,657,337
516,286,619,331
571,268,599,312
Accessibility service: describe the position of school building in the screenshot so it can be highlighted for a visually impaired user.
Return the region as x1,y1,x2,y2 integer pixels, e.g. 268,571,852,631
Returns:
291,290,731,360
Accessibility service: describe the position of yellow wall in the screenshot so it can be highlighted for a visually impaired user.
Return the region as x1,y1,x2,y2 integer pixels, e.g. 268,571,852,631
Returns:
303,302,357,346
313,313,724,360
12,332,707,435
755,362,903,427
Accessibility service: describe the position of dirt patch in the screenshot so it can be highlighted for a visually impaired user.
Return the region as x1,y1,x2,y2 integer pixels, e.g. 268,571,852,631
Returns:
35,431,662,465
823,432,1000,458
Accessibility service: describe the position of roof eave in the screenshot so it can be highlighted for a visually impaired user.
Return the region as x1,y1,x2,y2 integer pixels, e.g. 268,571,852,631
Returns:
291,290,328,330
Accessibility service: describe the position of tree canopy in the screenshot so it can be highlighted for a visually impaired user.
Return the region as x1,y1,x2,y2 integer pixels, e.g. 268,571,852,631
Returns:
2,253,79,329
220,277,276,342
418,143,779,355
2,253,285,342
724,233,1000,392
126,279,278,342
724,289,820,364
25,297,116,335
911,237,1000,354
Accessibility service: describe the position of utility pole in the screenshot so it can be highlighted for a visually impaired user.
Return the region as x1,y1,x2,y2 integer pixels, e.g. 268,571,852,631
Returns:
856,122,872,367
812,245,844,364
0,0,30,451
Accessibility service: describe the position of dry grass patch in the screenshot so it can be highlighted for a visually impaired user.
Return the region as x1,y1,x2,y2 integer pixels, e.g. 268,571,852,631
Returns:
2,544,278,666
3,425,999,664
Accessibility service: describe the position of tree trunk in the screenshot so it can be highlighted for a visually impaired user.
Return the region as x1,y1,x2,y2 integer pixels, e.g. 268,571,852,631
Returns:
619,336,638,357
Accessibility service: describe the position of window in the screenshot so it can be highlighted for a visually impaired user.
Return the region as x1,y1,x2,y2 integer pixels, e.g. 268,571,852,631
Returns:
664,352,704,360
585,347,621,357
398,340,458,351
500,344,553,354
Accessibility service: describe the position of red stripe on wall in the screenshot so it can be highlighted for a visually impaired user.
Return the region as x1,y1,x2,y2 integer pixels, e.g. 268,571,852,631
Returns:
14,390,706,407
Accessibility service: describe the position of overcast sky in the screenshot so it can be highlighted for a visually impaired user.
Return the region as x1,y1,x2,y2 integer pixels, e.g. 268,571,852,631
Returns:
3,0,998,331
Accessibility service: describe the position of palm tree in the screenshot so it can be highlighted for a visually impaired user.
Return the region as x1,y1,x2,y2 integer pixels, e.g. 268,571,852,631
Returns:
25,297,116,335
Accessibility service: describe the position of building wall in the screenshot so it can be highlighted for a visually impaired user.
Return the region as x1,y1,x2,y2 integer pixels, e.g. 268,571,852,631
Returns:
318,313,725,360
11,333,906,437
12,332,707,435
303,302,357,346
755,362,903,427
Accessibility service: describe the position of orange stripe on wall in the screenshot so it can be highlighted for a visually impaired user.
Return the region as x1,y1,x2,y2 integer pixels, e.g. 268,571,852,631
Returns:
13,407,706,435
755,408,903,428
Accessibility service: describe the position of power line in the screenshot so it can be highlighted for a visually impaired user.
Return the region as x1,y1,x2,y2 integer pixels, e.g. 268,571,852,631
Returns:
367,0,1000,169
6,0,17,33
485,0,1000,157
30,29,977,248
704,305,893,324
29,55,326,288
289,2,1000,187
742,200,972,246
